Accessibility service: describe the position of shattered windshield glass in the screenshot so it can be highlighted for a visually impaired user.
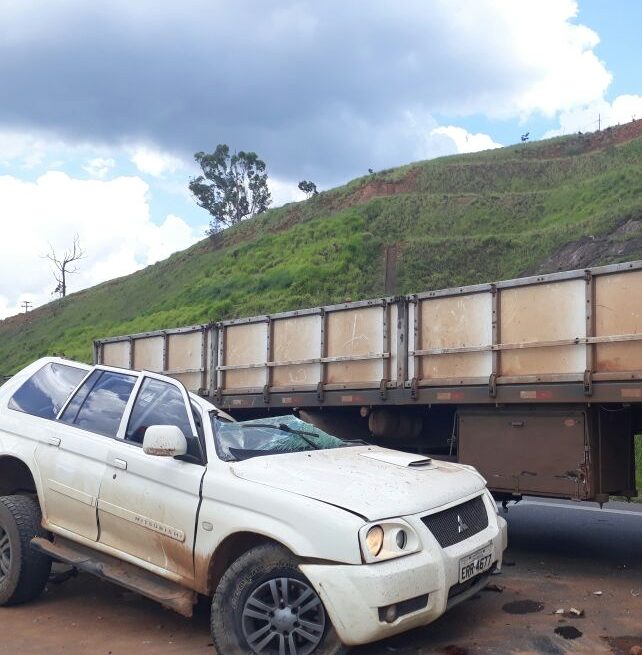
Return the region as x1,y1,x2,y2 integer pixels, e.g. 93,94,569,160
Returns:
212,414,356,461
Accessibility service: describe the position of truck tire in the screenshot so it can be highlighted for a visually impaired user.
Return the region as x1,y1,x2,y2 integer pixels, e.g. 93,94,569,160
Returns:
211,543,345,655
0,495,52,606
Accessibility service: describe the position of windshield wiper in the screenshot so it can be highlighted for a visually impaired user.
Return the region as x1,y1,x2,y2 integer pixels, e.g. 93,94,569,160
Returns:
238,423,322,450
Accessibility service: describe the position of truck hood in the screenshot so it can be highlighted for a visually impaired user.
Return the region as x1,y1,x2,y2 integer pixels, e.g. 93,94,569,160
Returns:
231,446,487,521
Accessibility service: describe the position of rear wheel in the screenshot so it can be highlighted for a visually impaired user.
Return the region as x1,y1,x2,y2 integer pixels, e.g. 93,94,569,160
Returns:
0,495,51,605
211,543,344,655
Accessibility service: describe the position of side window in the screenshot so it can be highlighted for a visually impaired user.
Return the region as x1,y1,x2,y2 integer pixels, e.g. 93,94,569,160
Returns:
126,378,201,461
8,363,87,420
59,369,102,421
60,370,136,437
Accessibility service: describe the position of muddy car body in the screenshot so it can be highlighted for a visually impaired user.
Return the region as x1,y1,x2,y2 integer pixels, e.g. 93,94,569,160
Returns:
0,357,507,653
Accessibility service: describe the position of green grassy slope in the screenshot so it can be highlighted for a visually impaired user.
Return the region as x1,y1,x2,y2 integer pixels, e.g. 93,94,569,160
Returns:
2,122,642,373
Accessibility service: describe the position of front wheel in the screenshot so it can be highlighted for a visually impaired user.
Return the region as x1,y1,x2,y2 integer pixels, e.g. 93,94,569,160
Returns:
211,543,344,655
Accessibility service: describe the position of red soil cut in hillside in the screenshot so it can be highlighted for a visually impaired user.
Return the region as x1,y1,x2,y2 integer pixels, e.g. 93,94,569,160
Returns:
532,118,642,159
344,169,420,205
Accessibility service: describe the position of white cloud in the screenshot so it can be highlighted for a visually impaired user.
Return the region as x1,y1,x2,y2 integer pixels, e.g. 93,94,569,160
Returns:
269,178,307,206
362,111,500,162
0,171,201,318
144,213,201,263
546,94,642,137
429,126,501,155
405,0,612,135
130,147,184,177
83,157,115,179
0,0,617,182
482,0,611,119
0,129,56,169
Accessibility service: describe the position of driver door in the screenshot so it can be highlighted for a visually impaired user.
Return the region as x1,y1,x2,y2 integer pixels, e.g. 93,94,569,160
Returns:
96,372,206,581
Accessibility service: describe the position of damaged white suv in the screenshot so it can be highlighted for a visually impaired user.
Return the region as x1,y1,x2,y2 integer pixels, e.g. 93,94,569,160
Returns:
0,357,507,654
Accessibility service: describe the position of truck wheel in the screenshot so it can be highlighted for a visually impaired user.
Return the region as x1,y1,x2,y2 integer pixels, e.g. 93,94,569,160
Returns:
211,543,344,655
0,495,52,606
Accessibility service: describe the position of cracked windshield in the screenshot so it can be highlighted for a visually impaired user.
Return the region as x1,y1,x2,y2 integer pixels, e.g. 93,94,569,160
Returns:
213,414,356,461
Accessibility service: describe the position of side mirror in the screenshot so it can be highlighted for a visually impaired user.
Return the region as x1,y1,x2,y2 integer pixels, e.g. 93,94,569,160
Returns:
142,425,188,458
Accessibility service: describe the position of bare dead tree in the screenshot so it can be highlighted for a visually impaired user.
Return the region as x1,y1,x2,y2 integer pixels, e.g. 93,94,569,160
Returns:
45,234,86,298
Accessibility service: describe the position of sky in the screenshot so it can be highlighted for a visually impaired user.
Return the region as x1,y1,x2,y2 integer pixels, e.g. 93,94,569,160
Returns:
1,0,641,318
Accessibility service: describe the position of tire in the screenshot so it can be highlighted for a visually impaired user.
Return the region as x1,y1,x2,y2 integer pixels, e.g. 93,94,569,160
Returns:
0,495,52,606
211,543,345,655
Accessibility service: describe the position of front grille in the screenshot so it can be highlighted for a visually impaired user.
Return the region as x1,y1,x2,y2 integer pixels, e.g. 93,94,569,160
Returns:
421,495,489,548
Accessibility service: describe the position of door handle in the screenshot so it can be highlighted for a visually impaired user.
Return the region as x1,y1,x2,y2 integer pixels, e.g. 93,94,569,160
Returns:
47,436,61,447
113,459,128,471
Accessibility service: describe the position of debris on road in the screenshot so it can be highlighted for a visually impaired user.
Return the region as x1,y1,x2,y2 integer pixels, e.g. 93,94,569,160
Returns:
484,583,505,593
552,608,585,618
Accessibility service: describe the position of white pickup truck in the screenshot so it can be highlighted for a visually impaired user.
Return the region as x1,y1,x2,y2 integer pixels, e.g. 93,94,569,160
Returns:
0,357,507,654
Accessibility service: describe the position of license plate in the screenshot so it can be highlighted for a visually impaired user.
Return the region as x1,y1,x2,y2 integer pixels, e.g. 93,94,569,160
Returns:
458,543,493,583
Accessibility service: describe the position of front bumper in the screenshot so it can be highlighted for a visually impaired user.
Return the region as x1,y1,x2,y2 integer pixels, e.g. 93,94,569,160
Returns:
300,509,507,646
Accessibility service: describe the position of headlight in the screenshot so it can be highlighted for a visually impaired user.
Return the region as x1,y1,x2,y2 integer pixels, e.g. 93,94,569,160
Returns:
359,519,421,563
365,526,384,556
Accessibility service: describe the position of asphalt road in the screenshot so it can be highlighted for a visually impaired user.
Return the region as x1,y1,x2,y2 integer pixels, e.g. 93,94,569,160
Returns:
0,499,640,655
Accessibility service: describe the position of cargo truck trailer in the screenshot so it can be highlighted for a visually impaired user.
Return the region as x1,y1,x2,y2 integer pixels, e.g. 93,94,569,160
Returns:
94,261,642,504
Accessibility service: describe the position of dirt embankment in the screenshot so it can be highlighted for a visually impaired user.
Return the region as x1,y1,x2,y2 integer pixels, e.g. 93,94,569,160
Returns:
528,217,642,274
105,120,642,260
343,171,419,206
322,120,642,216
533,119,642,159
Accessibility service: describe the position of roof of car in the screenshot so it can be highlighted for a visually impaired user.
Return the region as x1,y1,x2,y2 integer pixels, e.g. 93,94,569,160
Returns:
9,357,233,421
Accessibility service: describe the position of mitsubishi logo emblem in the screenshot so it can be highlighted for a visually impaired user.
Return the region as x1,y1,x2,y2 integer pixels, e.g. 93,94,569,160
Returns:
457,514,468,534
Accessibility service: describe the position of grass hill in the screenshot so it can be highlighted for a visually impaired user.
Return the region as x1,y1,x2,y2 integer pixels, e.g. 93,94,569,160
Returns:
3,120,642,375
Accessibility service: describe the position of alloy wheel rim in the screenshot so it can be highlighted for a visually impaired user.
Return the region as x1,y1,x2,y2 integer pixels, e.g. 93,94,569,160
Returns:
241,577,326,655
0,526,11,584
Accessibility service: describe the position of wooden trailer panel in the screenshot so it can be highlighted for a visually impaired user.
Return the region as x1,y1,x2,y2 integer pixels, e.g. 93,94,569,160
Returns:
167,330,207,391
272,314,322,389
132,335,164,372
416,292,493,383
595,269,642,373
499,279,586,378
221,322,267,391
101,340,130,369
95,261,642,397
325,306,386,386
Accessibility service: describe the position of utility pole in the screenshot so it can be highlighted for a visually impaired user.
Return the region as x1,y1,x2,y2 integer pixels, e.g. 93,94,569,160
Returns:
598,113,601,131
21,301,32,313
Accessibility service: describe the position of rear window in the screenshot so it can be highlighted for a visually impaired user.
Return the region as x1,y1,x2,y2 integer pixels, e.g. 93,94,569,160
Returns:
8,363,87,420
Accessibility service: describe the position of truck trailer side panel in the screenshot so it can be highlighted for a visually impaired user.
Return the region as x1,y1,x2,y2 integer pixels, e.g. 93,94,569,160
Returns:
94,261,642,502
